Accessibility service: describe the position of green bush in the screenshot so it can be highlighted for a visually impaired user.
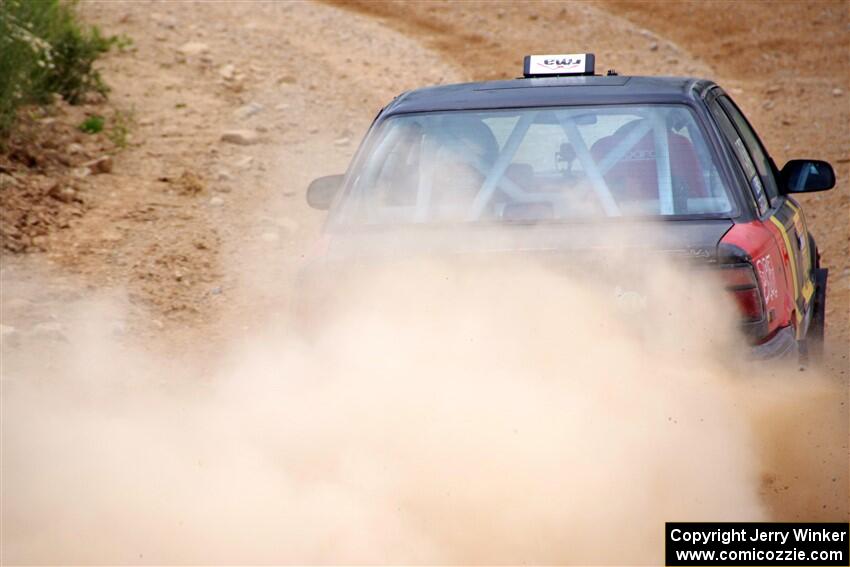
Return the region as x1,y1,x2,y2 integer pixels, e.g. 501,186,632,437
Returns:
0,0,115,137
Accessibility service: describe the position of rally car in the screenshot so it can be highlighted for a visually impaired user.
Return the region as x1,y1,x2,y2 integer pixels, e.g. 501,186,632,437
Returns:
301,53,835,361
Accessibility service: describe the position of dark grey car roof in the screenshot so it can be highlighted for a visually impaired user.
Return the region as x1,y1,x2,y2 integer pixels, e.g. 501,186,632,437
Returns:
382,76,717,116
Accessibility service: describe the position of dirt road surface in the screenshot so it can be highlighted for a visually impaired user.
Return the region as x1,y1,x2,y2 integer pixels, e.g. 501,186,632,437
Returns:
1,0,848,554
2,0,847,354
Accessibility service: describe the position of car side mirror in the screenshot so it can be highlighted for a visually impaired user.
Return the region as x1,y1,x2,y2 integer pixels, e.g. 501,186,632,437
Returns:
306,174,344,210
779,160,835,194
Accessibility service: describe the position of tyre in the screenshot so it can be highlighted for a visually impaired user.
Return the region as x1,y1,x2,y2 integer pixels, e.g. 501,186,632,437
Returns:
798,237,826,367
805,266,828,363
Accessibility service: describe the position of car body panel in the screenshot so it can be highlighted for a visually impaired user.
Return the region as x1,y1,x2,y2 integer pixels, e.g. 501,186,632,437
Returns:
719,221,792,339
768,198,817,338
383,76,712,116
320,220,733,265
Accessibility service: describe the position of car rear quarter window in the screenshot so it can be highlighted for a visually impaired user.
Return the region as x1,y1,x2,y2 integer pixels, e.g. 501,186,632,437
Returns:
718,96,780,206
709,99,770,216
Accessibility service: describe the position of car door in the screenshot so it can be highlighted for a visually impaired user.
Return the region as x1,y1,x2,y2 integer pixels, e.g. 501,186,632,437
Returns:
712,93,815,337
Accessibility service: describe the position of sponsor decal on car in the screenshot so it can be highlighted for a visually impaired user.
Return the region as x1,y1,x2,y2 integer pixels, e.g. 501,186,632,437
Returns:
756,253,778,304
523,53,595,77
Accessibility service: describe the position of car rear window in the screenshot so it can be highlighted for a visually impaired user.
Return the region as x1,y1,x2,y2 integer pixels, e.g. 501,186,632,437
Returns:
335,104,734,226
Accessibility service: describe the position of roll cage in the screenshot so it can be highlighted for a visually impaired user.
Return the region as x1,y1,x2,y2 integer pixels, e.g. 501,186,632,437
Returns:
323,78,764,230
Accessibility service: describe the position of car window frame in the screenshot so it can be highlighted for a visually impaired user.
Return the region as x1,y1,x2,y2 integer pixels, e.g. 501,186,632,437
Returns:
705,93,771,218
716,95,781,208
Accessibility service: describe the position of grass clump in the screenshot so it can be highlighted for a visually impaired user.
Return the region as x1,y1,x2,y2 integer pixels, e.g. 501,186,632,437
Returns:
0,0,118,137
79,114,105,134
107,109,133,148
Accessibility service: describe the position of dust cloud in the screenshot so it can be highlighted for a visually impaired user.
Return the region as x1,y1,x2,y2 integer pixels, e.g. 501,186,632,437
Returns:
1,251,846,564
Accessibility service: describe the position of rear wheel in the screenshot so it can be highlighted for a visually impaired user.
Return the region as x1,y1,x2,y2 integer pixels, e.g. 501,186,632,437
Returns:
800,238,827,366
804,266,828,363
